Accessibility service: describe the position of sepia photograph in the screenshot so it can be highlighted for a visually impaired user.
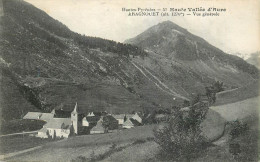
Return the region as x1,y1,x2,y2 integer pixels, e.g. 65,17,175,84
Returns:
0,0,259,161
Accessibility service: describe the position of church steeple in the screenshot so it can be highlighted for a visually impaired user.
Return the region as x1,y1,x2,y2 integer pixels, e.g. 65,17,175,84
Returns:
71,102,79,134
72,102,78,114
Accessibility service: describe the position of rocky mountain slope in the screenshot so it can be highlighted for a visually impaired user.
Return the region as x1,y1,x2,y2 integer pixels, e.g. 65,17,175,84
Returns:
0,0,258,122
125,21,258,91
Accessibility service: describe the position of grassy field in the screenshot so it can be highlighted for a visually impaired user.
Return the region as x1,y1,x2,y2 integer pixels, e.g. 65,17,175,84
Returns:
0,135,53,154
100,141,159,162
211,96,259,122
0,119,46,135
7,125,156,161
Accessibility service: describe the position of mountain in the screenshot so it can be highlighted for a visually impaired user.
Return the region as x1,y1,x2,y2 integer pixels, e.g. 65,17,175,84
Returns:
0,0,258,122
246,51,260,69
125,20,258,89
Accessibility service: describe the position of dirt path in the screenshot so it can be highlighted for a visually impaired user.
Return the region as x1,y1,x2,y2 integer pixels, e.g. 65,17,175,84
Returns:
0,145,42,160
1,137,68,161
0,131,38,137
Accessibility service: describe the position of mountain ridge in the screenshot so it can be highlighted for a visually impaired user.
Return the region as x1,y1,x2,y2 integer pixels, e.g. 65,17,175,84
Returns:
125,20,258,78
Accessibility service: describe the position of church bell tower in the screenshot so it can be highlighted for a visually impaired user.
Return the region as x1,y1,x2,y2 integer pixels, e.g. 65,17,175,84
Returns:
71,102,78,134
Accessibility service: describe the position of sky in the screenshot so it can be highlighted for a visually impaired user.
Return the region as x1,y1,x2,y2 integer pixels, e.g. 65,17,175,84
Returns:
25,0,260,56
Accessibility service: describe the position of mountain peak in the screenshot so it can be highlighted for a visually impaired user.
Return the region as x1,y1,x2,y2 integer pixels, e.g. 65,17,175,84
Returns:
124,21,202,59
156,20,187,32
158,20,176,26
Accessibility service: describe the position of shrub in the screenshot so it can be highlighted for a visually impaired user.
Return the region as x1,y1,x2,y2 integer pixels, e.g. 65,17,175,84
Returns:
146,137,154,141
229,143,241,159
154,101,209,161
133,139,146,145
229,120,249,139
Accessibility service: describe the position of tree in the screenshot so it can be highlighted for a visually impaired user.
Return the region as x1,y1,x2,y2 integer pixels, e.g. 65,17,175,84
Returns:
213,81,224,92
102,116,110,133
53,130,56,139
46,129,50,139
183,100,190,107
154,101,209,161
205,81,224,104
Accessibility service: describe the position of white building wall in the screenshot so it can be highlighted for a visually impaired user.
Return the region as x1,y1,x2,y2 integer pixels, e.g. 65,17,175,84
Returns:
117,119,124,125
82,117,89,126
37,132,48,138
122,125,134,129
90,130,104,134
47,128,70,138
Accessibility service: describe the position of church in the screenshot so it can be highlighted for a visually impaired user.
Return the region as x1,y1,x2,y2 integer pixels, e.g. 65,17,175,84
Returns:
37,103,80,138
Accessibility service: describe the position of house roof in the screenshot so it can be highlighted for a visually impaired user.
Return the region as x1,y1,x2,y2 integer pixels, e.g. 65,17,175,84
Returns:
40,113,54,121
132,113,142,119
44,118,72,129
91,121,105,132
130,118,141,126
123,118,134,127
87,112,95,117
103,115,117,122
23,112,42,120
38,127,47,133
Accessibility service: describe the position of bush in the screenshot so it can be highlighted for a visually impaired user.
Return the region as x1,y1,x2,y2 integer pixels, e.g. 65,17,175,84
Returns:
229,120,249,139
154,101,209,161
133,139,146,145
146,137,154,141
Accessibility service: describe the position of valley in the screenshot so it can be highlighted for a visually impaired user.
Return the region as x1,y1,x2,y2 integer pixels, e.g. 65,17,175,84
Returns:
0,0,259,161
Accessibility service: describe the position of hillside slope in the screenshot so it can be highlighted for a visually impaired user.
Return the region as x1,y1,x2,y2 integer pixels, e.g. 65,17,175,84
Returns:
0,0,184,122
1,0,258,122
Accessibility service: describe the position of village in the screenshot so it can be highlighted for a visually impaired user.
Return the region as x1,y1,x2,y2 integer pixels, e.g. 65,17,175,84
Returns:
23,102,150,139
